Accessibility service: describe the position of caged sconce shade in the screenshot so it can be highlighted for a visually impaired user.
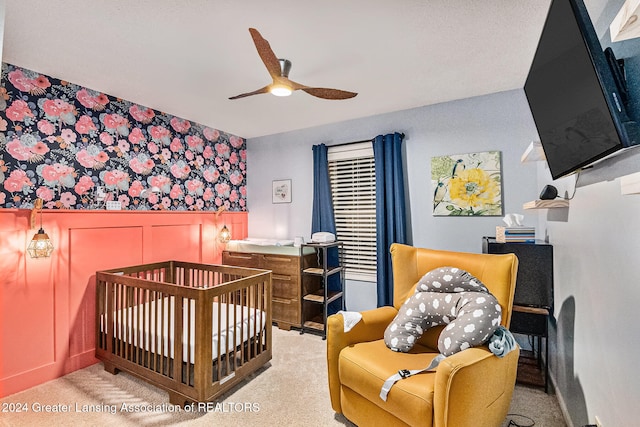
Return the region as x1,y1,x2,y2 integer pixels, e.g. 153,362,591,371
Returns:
28,228,54,258
28,198,54,258
219,225,231,244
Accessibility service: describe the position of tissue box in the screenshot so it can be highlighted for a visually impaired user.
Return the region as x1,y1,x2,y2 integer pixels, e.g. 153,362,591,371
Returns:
496,226,535,243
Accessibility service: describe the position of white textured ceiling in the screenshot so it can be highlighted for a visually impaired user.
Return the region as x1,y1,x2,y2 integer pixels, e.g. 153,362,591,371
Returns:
3,0,555,139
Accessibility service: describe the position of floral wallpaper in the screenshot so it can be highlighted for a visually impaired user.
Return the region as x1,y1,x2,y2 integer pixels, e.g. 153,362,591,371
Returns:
0,63,246,211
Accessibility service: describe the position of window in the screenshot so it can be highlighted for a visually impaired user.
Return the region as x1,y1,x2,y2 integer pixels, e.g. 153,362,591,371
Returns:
328,142,376,282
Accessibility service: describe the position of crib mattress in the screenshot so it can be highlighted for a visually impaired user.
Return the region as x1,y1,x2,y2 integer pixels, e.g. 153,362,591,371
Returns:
101,297,267,363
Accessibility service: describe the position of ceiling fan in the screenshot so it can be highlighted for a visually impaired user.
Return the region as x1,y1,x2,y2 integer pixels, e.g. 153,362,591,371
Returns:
229,28,357,100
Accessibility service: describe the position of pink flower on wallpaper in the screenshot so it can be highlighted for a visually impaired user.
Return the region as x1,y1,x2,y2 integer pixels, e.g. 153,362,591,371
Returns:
117,139,131,154
7,69,50,95
128,127,146,144
129,154,154,175
36,186,55,202
75,115,97,135
59,191,77,208
185,150,195,161
215,142,231,158
147,141,159,154
239,162,246,171
76,150,93,168
118,194,130,207
6,138,31,161
240,149,247,161
195,198,204,210
240,186,247,197
215,182,230,197
186,135,204,152
41,98,74,117
101,113,130,135
169,184,183,199
0,193,6,205
202,145,214,159
74,176,95,195
60,129,77,144
169,160,191,179
239,198,245,208
203,167,220,183
229,152,239,165
149,125,171,145
229,136,244,149
147,192,159,204
37,119,56,135
229,189,239,203
101,169,129,190
161,197,171,208
203,127,220,142
5,100,35,122
128,180,144,198
169,138,183,153
170,117,191,133
214,157,223,166
229,170,244,186
129,104,155,123
32,142,50,156
202,187,214,201
148,175,171,193
185,195,194,206
185,179,204,195
3,169,32,193
76,147,107,169
214,197,222,207
76,89,109,111
99,131,115,145
0,117,7,132
38,163,76,188
40,164,61,182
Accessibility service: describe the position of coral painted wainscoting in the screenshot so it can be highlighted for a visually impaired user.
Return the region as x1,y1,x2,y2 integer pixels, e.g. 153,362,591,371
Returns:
0,209,247,398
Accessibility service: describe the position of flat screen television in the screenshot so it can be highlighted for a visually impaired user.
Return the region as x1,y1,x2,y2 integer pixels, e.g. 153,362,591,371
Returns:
524,0,639,180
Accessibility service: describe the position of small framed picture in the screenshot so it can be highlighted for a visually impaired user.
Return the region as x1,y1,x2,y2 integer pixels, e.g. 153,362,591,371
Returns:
272,179,292,203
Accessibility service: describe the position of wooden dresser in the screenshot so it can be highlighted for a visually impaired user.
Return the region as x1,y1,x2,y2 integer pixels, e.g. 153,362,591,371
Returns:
222,249,317,330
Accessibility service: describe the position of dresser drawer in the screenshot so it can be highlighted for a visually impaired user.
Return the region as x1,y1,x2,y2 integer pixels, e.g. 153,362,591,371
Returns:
272,273,299,299
261,254,300,276
222,251,260,268
272,297,300,326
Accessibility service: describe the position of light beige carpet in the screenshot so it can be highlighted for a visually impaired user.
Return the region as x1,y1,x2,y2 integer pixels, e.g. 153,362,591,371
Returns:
0,327,565,426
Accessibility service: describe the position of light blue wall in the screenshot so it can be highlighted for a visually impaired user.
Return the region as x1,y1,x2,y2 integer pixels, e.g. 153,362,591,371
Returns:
246,88,540,309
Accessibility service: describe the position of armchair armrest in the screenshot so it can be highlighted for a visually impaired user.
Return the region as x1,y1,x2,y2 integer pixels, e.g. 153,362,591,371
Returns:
433,345,520,427
326,306,398,412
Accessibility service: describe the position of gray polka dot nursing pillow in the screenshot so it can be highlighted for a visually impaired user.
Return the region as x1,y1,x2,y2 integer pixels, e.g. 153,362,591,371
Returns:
384,266,502,356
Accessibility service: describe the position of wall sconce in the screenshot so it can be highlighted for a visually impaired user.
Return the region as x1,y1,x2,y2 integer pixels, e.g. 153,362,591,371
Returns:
219,225,231,244
28,199,54,258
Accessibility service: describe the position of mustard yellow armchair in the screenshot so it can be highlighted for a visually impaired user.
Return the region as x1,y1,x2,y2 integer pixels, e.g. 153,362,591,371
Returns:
327,243,519,427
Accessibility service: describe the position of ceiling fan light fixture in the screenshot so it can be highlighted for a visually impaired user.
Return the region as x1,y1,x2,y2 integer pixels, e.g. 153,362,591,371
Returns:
270,83,292,97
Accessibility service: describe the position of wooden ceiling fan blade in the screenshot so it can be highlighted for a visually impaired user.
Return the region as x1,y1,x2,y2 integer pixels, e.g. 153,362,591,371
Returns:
228,85,270,100
248,28,282,79
299,87,358,100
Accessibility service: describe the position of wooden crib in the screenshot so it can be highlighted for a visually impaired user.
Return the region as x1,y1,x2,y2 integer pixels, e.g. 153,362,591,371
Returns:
95,261,272,406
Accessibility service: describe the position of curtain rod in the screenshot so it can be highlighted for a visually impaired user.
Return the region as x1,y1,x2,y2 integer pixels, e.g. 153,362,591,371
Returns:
327,133,405,148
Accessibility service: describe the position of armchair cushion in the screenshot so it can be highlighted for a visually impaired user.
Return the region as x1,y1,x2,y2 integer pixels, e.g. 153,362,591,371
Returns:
339,340,439,426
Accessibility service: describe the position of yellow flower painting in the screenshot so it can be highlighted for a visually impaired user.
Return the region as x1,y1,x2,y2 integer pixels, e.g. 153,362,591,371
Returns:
431,151,502,216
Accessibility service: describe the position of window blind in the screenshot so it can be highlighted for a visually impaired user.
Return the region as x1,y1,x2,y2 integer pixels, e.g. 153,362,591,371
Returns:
328,142,376,282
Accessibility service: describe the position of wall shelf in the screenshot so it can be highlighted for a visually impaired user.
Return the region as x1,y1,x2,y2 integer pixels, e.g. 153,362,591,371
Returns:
523,199,569,209
521,140,546,163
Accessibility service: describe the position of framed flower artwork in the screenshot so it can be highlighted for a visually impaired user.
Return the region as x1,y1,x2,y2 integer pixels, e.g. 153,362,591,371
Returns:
272,179,292,203
431,151,503,216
